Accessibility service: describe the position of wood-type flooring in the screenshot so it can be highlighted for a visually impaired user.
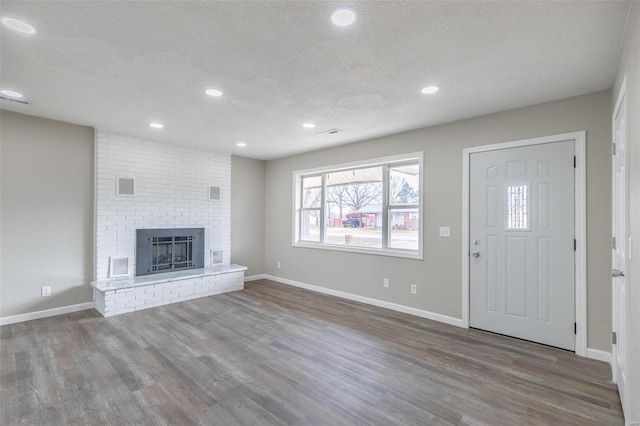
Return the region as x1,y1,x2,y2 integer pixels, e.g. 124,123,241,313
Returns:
0,280,624,425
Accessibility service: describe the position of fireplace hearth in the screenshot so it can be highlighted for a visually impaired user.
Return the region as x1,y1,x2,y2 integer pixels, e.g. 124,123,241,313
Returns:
136,228,205,276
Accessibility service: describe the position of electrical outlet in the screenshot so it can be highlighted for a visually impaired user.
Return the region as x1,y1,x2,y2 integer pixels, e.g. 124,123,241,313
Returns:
277,261,281,269
41,286,52,297
439,227,450,237
410,284,417,295
383,278,389,288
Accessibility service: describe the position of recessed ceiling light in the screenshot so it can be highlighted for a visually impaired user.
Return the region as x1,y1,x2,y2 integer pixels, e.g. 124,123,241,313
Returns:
1,17,36,34
205,89,223,97
149,123,163,129
236,142,247,147
1,89,23,98
303,123,316,129
421,85,440,95
331,7,357,27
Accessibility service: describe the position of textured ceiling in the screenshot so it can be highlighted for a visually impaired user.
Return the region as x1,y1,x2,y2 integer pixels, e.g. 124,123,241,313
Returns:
0,1,631,160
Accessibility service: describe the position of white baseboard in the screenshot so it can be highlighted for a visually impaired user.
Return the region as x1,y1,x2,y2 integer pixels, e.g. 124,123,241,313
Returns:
586,348,612,363
0,302,95,326
244,274,268,282
261,274,465,328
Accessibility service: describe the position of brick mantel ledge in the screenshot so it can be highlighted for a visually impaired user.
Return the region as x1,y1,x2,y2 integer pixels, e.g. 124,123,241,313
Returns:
91,264,247,317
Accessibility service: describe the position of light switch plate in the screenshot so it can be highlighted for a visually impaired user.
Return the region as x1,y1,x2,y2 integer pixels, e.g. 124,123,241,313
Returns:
439,227,451,237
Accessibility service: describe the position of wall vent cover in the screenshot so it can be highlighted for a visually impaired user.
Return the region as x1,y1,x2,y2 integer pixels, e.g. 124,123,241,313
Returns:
209,186,221,201
117,176,135,196
0,95,31,105
110,257,129,277
211,250,223,264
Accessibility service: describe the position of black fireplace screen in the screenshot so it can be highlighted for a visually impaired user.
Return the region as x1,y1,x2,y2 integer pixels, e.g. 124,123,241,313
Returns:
136,228,204,276
151,235,193,272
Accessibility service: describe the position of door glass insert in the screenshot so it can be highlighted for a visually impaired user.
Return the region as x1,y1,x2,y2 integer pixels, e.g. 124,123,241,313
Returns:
505,183,530,230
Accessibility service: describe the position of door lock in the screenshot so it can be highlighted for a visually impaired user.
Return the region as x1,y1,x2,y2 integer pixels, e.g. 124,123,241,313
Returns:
472,251,480,258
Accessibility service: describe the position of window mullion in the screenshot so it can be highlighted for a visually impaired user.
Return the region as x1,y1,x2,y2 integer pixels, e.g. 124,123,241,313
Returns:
320,173,326,244
382,164,389,249
299,176,304,242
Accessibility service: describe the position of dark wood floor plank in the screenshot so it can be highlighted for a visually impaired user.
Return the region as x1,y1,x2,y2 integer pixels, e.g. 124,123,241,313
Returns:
0,279,624,425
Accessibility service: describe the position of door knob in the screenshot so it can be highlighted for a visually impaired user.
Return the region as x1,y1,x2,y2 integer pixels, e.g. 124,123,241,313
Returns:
612,269,625,278
472,251,480,258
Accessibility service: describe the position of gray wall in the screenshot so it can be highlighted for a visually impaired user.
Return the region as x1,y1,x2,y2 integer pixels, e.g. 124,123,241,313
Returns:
231,155,266,277
0,111,94,317
612,2,640,417
264,90,612,351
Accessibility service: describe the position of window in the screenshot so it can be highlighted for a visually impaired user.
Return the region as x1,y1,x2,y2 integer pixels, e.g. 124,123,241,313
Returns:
294,153,423,259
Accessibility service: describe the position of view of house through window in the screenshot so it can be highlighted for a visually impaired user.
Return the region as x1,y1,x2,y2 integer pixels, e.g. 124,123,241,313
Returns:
326,166,383,248
295,154,422,258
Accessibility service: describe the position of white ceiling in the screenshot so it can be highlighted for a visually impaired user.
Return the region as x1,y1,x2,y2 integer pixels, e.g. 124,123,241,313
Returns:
0,1,631,160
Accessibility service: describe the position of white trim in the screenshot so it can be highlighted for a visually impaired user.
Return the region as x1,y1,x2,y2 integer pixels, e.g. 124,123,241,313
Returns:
575,132,588,358
587,348,612,363
93,131,98,282
462,149,470,328
611,76,629,412
613,76,627,125
0,302,95,326
291,242,423,260
462,131,588,357
611,82,622,382
293,151,425,176
261,274,465,328
244,274,268,282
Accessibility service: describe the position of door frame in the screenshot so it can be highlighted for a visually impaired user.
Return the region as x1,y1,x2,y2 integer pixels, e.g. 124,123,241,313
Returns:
611,76,627,409
461,131,587,357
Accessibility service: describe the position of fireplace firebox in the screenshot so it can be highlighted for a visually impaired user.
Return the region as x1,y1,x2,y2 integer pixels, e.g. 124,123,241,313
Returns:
136,228,204,276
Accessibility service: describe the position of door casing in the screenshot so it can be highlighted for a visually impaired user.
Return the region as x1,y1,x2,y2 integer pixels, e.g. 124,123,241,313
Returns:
462,131,587,357
611,76,628,414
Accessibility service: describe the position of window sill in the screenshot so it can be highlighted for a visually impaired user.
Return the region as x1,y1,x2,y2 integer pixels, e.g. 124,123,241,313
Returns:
292,241,423,260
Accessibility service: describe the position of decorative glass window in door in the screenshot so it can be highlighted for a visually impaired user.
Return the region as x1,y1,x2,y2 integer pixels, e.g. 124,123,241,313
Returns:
505,183,530,230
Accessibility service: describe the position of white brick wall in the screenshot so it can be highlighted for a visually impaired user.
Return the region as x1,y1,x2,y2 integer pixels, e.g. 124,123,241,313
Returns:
95,131,231,280
92,272,245,317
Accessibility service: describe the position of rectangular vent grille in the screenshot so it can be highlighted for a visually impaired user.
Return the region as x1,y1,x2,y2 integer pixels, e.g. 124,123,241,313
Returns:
209,186,221,201
117,176,135,196
0,95,31,105
316,129,342,136
110,257,129,277
211,250,223,264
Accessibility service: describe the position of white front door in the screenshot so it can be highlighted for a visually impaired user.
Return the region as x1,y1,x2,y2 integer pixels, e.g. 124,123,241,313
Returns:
470,141,575,350
612,86,627,413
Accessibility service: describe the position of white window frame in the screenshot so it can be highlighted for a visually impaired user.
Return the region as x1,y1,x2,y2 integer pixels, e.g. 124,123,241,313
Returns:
292,152,424,260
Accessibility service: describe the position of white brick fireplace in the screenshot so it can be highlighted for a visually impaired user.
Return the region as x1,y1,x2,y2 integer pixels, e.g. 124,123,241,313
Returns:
91,130,243,316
